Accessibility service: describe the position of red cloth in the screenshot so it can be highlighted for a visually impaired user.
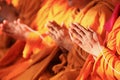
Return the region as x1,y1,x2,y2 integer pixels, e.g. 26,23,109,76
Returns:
105,4,120,32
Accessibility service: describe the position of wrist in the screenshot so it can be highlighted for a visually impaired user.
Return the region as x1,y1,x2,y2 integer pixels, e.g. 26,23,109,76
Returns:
92,45,104,58
24,31,32,40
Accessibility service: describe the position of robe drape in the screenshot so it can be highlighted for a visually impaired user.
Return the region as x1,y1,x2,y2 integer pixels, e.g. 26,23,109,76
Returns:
77,3,120,80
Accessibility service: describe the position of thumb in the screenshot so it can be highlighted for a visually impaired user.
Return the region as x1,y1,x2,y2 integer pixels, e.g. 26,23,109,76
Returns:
93,32,103,45
93,32,99,41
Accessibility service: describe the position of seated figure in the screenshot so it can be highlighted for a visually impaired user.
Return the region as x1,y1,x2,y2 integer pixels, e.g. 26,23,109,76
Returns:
46,0,118,80
69,3,120,80
0,1,18,58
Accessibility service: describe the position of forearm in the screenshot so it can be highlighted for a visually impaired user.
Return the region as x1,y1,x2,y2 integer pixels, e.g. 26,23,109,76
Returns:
95,47,120,79
62,36,73,51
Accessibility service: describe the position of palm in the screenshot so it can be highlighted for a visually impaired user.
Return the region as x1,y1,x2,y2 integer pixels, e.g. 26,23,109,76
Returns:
0,19,32,40
46,21,72,51
69,23,103,57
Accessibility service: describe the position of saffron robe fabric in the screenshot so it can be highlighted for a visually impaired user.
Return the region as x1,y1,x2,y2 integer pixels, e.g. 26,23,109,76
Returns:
77,3,120,80
0,0,56,80
0,0,115,80
0,0,76,80
48,0,115,80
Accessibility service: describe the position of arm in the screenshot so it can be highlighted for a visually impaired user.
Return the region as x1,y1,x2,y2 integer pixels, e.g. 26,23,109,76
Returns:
69,23,120,79
69,23,103,58
0,19,45,58
46,20,73,51
0,19,32,40
95,47,120,79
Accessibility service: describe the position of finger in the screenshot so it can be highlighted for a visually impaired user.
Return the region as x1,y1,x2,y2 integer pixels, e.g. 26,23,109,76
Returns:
48,26,57,35
88,27,94,32
69,25,83,39
70,23,85,37
3,20,8,24
75,39,83,49
13,20,17,24
46,21,54,28
46,22,56,32
69,27,87,49
17,18,21,23
69,28,77,41
48,24,62,40
69,28,82,43
69,30,76,42
69,29,83,47
48,31,55,38
58,29,64,37
55,29,64,40
48,31,56,40
48,21,61,32
87,28,98,42
13,19,21,25
93,32,99,42
50,21,61,29
73,23,88,34
69,29,74,41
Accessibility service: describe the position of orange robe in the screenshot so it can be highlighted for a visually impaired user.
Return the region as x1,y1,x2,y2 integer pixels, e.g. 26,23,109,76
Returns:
0,0,44,66
17,1,77,79
0,0,75,80
68,0,114,79
67,0,114,64
0,0,51,79
77,3,120,80
46,0,115,80
77,17,120,80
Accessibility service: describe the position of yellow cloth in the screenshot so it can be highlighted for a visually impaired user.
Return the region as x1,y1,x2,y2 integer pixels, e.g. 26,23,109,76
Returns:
107,17,120,54
0,0,75,80
48,0,114,80
11,0,43,25
77,1,120,80
75,0,113,37
93,17,120,80
0,0,48,79
70,0,114,66
22,0,75,58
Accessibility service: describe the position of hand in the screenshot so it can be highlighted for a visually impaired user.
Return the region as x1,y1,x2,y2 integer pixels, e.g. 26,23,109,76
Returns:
69,23,104,57
46,21,72,51
0,19,33,40
0,19,44,58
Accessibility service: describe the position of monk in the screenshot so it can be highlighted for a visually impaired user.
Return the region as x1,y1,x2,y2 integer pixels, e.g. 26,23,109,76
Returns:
46,0,116,80
0,0,76,80
69,3,120,80
0,0,53,79
0,0,115,79
0,1,18,58
0,0,43,62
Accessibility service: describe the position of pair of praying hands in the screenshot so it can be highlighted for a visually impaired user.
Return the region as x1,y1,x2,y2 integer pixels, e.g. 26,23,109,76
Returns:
0,19,104,58
0,19,31,40
0,19,43,58
46,21,104,58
